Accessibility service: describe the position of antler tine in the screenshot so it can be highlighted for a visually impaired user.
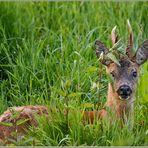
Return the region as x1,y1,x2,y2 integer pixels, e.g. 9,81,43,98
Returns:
111,26,118,45
126,20,133,58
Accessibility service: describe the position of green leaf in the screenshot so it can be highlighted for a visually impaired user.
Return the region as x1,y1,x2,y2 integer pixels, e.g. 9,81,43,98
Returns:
85,66,97,73
116,46,126,55
16,118,30,126
106,73,114,85
0,122,13,127
107,52,120,66
58,90,67,97
64,80,71,89
81,103,94,109
68,92,83,97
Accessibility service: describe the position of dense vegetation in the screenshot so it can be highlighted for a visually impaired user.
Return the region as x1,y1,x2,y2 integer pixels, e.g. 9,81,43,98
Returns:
0,2,147,146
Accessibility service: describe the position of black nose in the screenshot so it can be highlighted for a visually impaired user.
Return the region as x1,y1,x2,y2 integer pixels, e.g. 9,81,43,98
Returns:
117,85,132,99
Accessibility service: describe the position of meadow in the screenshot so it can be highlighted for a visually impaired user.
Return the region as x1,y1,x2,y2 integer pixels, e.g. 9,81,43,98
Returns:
0,1,148,146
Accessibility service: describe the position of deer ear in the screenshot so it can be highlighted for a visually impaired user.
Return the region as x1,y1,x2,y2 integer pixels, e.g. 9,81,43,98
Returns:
95,40,112,66
134,40,148,65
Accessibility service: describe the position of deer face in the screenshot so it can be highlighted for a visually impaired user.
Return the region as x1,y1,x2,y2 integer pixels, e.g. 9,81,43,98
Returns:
95,21,148,100
106,57,139,100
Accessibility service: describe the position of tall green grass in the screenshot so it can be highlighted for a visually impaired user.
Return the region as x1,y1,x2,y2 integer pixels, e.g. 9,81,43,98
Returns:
0,2,148,146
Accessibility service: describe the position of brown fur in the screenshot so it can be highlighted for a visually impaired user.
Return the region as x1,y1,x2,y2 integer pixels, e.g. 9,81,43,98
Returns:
82,110,100,124
0,106,48,144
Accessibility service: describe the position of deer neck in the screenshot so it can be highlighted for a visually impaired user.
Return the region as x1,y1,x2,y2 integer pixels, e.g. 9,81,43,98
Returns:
106,83,134,119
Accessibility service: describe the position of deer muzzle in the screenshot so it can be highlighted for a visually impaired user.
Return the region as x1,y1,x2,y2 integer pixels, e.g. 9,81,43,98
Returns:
117,85,132,100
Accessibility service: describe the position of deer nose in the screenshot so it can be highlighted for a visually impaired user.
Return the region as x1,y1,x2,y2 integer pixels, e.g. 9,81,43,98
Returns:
117,85,132,99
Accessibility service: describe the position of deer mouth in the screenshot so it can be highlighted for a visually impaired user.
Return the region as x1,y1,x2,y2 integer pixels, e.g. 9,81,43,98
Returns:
119,95,130,100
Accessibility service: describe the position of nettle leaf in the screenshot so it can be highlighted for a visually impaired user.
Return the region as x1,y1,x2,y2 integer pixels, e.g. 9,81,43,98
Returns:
16,119,30,126
117,46,126,55
106,73,115,92
68,92,83,97
110,39,126,56
107,52,120,66
110,39,123,51
0,122,13,127
106,73,114,84
85,66,97,73
58,90,67,97
81,103,94,109
64,80,71,89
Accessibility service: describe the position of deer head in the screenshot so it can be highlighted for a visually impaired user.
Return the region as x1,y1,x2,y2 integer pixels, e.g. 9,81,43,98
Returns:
95,21,148,101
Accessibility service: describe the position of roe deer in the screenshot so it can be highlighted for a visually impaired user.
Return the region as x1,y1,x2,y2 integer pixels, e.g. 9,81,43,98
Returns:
0,21,148,144
95,21,148,122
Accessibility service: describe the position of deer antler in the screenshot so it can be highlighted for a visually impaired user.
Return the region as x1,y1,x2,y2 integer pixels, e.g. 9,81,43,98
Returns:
126,20,133,58
111,26,118,45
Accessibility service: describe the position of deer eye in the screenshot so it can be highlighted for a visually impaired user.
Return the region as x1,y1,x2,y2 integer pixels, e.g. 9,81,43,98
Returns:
132,71,137,78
